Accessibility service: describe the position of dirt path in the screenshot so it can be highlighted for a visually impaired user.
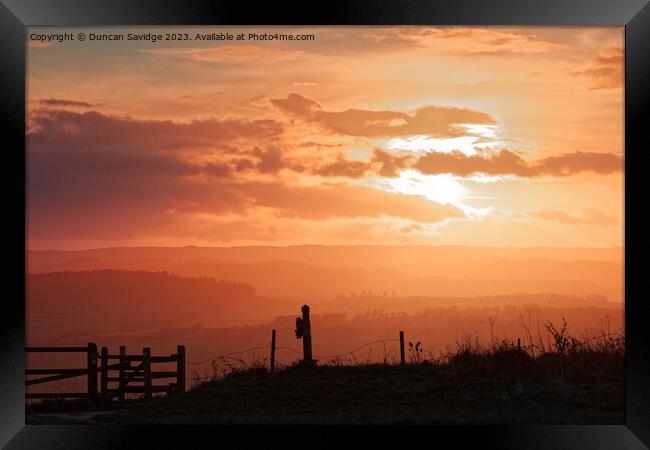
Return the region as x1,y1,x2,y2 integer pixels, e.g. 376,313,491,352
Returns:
28,410,110,425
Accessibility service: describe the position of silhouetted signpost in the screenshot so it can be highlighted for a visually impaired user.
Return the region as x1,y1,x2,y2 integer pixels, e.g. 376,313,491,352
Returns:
270,329,277,373
295,304,314,364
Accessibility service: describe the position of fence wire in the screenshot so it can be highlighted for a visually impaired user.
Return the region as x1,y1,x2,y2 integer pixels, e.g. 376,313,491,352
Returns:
186,338,400,366
186,345,272,365
314,339,400,361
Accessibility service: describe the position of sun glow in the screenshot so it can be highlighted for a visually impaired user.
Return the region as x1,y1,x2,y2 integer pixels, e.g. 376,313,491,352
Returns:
386,135,480,156
378,169,468,206
376,169,499,222
386,124,502,157
459,123,499,139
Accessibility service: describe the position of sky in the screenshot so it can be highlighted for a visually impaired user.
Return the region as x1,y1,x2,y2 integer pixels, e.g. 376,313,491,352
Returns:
26,26,624,250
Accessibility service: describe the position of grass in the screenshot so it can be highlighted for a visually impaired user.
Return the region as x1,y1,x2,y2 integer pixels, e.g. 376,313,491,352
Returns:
28,318,625,425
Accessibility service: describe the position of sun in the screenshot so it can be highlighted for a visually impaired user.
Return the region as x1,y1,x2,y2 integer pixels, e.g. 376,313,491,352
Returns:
378,169,468,206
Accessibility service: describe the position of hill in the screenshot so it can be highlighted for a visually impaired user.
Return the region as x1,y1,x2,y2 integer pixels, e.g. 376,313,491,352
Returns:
26,249,623,303
27,270,297,339
27,245,625,268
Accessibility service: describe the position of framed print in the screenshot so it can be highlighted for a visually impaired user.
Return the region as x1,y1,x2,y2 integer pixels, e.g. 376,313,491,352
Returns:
1,0,648,448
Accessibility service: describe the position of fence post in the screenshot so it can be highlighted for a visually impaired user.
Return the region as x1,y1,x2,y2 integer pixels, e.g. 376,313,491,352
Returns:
143,347,152,399
270,329,276,373
302,305,313,364
100,346,108,399
176,345,185,393
399,331,405,365
87,342,98,403
119,345,126,402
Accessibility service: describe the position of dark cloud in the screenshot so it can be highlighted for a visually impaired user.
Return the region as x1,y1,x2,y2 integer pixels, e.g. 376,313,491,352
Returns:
308,149,412,179
252,147,285,174
271,93,494,138
200,162,232,178
371,148,413,177
26,109,283,239
27,108,463,240
534,151,623,176
38,98,102,108
413,149,623,177
312,155,370,178
29,109,283,153
270,93,322,117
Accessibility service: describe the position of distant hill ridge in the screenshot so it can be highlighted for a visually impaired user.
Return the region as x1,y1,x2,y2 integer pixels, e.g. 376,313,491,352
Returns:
27,244,624,269
27,270,297,339
26,249,623,304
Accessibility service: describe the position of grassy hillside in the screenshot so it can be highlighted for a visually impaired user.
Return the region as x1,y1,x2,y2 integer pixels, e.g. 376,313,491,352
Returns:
77,337,624,425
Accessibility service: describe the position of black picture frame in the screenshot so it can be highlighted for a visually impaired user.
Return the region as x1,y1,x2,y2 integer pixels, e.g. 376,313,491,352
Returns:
1,0,648,448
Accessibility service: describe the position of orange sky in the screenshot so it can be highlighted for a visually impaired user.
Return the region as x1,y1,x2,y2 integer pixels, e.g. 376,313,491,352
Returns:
26,26,624,250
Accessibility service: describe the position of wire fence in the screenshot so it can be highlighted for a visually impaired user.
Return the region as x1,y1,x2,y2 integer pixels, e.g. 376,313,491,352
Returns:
179,316,628,388
187,345,274,365
314,339,400,361
187,338,402,366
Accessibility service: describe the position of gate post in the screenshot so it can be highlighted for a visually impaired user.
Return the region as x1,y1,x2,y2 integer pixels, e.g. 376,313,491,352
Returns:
143,347,152,399
87,342,98,403
176,345,185,393
118,346,126,402
100,346,108,399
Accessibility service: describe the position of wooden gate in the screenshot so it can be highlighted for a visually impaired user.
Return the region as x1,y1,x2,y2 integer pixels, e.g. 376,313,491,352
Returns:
26,343,185,402
26,343,98,400
100,345,186,400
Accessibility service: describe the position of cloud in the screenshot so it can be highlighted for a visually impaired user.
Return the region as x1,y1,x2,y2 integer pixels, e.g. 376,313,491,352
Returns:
572,47,623,90
371,148,413,177
534,151,623,176
26,109,283,239
413,149,623,177
528,208,618,227
37,98,102,108
414,149,532,176
306,149,413,180
399,223,424,234
27,108,463,240
311,155,370,178
270,93,495,138
28,109,283,152
248,182,465,222
270,93,322,117
27,165,464,239
251,147,285,174
144,45,308,63
363,27,566,55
